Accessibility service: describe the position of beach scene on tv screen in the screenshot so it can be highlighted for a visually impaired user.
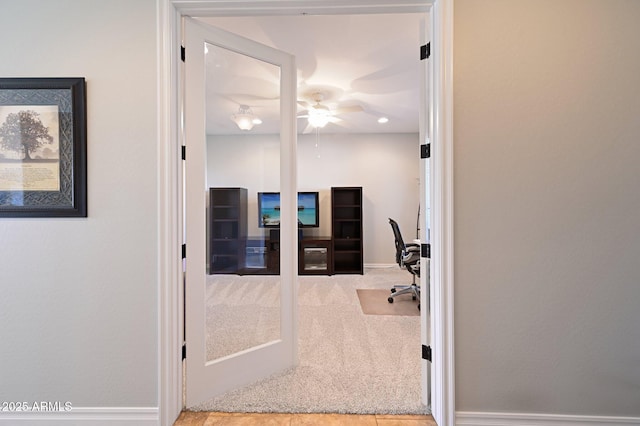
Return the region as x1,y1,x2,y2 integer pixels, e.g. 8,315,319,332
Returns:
260,193,317,227
297,193,318,225
260,193,281,226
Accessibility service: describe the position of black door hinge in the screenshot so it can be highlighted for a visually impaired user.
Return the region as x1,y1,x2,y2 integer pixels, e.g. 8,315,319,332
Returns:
182,244,186,259
421,243,431,259
182,343,186,360
422,345,432,362
421,143,431,159
181,146,186,160
181,46,185,62
420,42,431,60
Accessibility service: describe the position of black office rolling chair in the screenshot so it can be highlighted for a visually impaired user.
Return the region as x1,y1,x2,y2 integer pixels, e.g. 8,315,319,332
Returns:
388,218,421,310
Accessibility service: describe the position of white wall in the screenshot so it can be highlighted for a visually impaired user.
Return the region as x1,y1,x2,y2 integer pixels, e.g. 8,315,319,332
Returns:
0,0,158,408
207,132,420,265
454,0,640,417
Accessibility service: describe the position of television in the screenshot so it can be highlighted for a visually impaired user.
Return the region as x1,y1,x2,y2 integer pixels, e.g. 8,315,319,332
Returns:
258,191,319,228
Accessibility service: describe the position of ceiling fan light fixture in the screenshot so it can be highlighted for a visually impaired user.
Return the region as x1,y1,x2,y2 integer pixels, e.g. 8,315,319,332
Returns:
308,105,331,128
232,105,260,131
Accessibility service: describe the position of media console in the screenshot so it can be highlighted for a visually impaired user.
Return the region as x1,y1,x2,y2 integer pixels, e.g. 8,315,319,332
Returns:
209,186,362,276
241,236,333,276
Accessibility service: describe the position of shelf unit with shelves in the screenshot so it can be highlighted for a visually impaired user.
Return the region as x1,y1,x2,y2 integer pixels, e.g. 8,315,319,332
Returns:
331,186,363,274
209,187,247,274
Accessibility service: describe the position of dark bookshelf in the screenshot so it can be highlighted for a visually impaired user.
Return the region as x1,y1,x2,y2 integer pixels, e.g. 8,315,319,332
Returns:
209,187,247,274
331,187,363,274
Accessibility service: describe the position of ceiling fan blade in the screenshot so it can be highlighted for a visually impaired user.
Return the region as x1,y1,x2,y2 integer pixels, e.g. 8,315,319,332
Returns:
302,123,315,134
333,104,364,114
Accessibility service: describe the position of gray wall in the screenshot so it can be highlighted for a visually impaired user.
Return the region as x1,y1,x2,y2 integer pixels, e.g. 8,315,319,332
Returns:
454,0,640,416
0,0,158,407
207,132,421,265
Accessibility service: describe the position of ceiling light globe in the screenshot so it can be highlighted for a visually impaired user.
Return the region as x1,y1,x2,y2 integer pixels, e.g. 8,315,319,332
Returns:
308,105,331,128
234,115,254,131
308,115,329,128
232,105,260,130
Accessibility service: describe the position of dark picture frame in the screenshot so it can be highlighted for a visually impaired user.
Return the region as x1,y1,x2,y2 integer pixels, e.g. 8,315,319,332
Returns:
0,78,87,217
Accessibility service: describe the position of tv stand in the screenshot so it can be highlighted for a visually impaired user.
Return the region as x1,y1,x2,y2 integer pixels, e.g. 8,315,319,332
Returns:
239,235,333,276
299,238,333,275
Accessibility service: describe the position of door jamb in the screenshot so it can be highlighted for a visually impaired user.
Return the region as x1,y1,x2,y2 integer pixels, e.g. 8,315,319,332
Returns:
157,1,455,425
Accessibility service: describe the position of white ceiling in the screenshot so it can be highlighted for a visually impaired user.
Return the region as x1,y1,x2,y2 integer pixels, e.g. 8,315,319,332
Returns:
197,13,425,135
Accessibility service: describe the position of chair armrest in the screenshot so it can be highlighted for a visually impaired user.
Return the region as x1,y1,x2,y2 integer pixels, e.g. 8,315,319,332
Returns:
401,246,421,266
405,244,420,255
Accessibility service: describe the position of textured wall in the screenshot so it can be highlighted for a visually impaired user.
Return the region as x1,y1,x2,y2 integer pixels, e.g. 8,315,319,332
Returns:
0,0,158,407
454,0,640,415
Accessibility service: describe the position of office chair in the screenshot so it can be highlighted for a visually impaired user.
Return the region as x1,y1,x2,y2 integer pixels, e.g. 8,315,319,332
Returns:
388,218,421,310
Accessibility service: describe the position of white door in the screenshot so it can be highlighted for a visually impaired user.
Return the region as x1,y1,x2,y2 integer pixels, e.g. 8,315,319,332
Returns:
183,17,298,408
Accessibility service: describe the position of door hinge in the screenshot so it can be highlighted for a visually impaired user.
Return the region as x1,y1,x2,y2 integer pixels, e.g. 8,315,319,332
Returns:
421,143,431,159
421,243,431,259
420,42,431,60
182,244,186,259
181,45,185,62
182,343,186,360
181,145,186,160
422,344,432,362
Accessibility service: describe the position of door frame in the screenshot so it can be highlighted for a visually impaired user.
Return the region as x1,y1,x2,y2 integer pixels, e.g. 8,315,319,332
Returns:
157,1,455,425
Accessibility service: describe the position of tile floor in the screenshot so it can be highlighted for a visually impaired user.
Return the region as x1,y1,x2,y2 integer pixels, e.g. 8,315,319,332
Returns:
174,411,436,425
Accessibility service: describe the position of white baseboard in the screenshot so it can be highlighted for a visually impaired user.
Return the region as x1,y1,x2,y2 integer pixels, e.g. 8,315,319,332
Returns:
456,411,640,426
0,407,159,426
364,263,397,269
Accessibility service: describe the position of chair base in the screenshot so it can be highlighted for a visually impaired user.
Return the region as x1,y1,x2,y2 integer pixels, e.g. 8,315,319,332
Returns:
388,284,420,301
388,283,420,311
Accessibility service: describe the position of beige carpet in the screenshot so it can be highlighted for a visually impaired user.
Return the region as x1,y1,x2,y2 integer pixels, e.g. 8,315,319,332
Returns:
193,267,426,414
356,289,420,316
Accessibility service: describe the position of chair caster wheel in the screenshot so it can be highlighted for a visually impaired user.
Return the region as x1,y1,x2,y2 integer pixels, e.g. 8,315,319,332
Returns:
388,297,394,303
418,304,421,311
412,295,417,300
390,288,396,293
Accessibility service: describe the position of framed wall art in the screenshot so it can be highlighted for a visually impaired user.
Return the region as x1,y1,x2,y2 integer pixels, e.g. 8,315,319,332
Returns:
0,77,87,217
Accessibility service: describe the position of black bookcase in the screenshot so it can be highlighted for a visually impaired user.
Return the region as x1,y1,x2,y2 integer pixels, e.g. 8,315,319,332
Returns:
209,187,247,274
331,186,363,274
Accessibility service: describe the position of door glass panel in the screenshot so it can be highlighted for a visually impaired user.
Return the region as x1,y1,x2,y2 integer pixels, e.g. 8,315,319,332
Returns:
205,42,281,362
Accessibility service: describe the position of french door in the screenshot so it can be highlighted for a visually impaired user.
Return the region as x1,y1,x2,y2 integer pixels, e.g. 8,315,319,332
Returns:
183,17,298,408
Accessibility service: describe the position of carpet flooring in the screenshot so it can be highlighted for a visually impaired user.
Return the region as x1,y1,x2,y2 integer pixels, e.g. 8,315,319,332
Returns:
192,267,427,415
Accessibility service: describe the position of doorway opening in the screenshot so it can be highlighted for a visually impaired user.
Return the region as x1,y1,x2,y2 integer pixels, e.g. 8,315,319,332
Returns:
187,11,430,415
157,1,454,425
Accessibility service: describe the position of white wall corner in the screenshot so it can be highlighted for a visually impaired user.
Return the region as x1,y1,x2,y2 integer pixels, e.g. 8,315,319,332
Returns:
456,412,640,426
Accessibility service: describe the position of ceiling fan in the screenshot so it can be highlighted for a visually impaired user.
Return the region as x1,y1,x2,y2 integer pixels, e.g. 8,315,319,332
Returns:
297,88,363,133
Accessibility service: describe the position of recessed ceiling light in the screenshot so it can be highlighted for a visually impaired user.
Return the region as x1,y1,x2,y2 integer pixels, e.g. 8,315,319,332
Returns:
378,117,389,124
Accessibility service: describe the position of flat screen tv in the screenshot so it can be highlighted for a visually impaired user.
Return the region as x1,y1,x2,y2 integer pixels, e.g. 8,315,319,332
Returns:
258,191,319,228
